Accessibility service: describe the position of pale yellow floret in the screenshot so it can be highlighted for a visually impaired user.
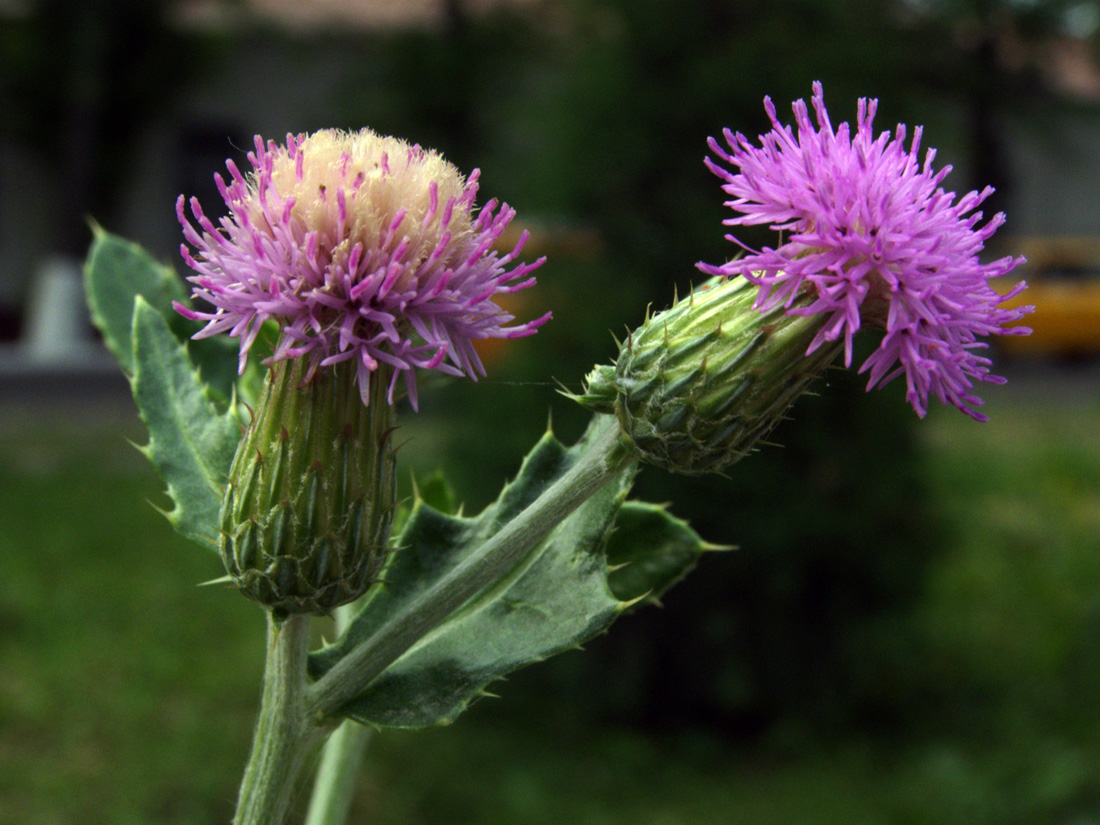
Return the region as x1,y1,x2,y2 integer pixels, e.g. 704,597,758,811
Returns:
252,129,475,281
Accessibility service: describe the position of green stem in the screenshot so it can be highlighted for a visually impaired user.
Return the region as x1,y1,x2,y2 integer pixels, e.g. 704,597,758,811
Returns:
303,604,374,825
233,613,322,825
302,718,373,825
307,414,634,719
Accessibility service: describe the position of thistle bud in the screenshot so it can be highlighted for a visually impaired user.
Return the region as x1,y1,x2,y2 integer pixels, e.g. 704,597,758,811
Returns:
576,276,840,475
220,359,396,615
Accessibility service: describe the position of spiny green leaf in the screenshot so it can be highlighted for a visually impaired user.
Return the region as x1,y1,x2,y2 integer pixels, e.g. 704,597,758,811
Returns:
83,226,244,404
130,297,241,552
310,423,632,728
309,421,712,729
414,471,460,516
83,224,189,375
606,501,720,605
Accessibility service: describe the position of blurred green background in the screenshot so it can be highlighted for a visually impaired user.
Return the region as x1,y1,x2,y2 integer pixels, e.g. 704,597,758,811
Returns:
2,0,1100,822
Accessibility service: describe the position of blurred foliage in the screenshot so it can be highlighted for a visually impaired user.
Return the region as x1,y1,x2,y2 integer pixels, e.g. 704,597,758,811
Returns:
0,417,261,825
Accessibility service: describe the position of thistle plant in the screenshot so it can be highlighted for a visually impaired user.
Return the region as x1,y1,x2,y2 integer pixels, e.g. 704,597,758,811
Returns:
81,85,1030,825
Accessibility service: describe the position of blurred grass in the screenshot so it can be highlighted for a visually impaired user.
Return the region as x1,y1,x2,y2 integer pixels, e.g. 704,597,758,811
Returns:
0,408,263,825
1,384,1099,824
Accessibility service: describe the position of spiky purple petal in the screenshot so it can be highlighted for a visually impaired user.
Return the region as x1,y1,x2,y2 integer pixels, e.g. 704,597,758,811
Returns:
698,82,1032,420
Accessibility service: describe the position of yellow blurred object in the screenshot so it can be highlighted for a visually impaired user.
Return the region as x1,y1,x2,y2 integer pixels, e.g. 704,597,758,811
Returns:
492,220,604,260
475,221,604,368
993,237,1100,356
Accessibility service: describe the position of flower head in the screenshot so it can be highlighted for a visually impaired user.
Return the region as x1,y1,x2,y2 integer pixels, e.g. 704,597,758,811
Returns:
699,82,1032,421
176,129,549,409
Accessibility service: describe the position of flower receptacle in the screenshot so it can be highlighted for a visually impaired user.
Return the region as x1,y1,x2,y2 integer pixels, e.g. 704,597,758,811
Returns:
577,277,841,475
220,359,396,615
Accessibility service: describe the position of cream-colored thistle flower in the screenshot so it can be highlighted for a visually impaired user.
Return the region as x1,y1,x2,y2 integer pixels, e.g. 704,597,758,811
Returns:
177,128,548,408
257,130,476,280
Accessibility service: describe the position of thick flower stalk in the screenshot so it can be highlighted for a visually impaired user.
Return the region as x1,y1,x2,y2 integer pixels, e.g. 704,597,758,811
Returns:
699,82,1032,421
176,129,549,409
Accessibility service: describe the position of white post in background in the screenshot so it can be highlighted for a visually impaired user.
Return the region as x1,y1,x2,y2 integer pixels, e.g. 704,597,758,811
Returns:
21,255,92,364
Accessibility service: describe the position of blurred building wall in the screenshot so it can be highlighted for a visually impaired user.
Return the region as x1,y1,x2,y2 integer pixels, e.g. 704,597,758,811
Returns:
4,1,1100,333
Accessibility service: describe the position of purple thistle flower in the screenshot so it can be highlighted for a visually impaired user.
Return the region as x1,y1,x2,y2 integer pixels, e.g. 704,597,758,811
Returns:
176,129,549,409
698,82,1033,421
